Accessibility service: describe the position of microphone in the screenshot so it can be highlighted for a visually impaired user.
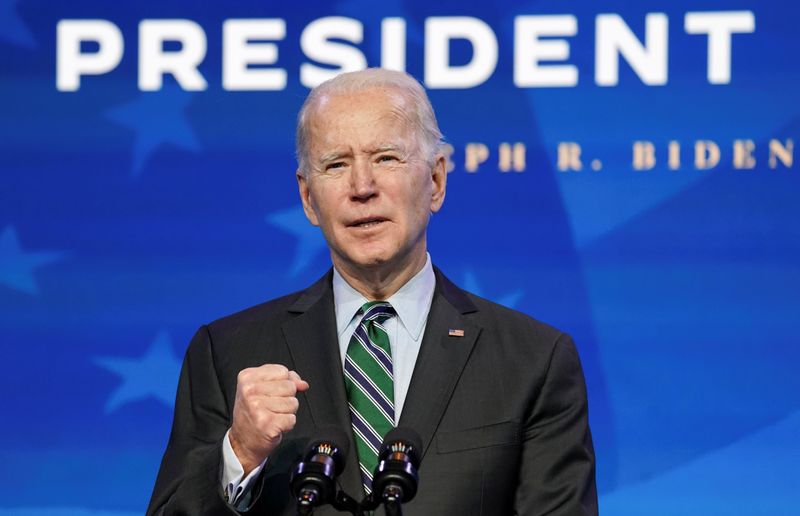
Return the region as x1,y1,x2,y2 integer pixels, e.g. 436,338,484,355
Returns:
370,427,423,513
290,425,349,515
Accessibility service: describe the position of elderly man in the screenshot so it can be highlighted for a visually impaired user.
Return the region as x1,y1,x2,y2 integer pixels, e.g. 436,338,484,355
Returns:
147,68,597,515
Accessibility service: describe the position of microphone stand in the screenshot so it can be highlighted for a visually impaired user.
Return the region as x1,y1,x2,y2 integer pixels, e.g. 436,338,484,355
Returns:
327,488,405,516
295,487,366,516
356,487,406,516
299,484,409,515
381,485,405,516
332,489,365,516
295,486,323,516
384,501,402,516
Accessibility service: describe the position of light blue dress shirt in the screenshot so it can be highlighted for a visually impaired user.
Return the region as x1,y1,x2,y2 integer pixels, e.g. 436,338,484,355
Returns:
332,253,435,423
222,254,436,507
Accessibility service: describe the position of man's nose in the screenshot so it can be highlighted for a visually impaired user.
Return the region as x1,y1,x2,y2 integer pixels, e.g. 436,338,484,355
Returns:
349,158,377,201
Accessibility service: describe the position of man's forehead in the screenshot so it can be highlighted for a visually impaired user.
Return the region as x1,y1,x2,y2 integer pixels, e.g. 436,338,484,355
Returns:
314,85,408,109
308,87,411,128
306,89,416,153
311,129,413,155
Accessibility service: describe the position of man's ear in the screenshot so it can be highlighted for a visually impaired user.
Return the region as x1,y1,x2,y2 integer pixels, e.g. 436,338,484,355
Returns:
297,170,320,226
430,153,447,213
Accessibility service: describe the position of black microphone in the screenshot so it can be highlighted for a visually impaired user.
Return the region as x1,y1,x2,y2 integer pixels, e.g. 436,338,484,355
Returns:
290,425,349,515
370,427,423,513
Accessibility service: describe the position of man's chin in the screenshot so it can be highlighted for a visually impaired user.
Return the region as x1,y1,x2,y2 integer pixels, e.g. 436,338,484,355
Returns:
333,249,395,272
351,254,392,269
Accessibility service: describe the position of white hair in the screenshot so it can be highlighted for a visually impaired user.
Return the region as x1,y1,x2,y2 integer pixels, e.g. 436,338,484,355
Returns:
295,68,444,174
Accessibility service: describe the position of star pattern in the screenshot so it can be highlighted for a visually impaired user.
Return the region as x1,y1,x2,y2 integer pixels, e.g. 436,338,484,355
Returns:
0,0,36,48
0,226,64,295
266,206,328,276
93,331,182,413
105,86,201,177
462,269,524,309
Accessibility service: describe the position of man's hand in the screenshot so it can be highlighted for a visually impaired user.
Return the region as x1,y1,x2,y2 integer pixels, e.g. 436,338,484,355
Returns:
229,364,310,475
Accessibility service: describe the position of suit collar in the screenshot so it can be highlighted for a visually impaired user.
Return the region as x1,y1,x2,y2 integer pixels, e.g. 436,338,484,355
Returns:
431,265,478,314
287,269,333,314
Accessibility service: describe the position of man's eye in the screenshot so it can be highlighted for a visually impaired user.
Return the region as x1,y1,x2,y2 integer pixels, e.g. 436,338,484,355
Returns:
377,155,398,162
326,162,345,170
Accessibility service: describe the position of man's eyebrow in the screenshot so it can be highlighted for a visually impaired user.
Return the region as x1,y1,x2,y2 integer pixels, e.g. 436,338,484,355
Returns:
318,151,349,163
318,145,407,163
371,144,407,154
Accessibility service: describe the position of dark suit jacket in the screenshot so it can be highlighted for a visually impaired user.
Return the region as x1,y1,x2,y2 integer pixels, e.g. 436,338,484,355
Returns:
147,268,597,515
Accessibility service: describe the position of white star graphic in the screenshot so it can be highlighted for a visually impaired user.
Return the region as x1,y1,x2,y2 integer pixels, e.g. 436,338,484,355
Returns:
0,225,64,295
93,331,182,413
266,206,327,276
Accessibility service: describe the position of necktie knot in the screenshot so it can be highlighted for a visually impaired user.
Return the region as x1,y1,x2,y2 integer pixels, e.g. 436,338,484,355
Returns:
358,301,396,326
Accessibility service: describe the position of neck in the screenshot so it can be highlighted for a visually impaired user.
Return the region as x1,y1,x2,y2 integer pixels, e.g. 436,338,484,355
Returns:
333,249,428,301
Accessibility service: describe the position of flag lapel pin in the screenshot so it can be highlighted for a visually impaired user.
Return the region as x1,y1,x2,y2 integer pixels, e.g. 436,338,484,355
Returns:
448,329,465,337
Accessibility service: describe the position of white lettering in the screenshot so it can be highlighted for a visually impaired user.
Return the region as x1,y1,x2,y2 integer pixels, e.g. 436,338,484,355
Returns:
300,17,366,88
685,11,755,84
424,17,498,88
514,15,578,87
596,13,668,86
139,19,208,91
56,20,123,91
223,19,286,91
381,17,406,71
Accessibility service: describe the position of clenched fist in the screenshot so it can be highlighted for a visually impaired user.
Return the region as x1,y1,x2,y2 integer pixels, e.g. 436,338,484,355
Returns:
228,364,309,475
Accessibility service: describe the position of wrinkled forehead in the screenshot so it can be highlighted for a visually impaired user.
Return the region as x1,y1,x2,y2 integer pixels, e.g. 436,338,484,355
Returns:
305,87,418,153
310,85,410,121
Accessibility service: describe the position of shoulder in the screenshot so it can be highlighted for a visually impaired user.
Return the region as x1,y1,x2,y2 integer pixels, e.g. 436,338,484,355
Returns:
434,267,572,362
434,270,585,405
180,271,333,386
434,266,565,342
466,292,564,344
193,270,333,352
205,289,303,338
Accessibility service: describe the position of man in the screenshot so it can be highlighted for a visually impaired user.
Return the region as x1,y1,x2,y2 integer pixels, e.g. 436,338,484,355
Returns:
147,68,597,515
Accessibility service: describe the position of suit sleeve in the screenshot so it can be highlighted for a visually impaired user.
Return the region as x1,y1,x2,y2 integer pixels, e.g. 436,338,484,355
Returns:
513,333,598,515
146,326,244,516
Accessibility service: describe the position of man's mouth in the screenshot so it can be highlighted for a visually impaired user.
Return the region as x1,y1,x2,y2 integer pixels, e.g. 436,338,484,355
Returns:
348,217,388,229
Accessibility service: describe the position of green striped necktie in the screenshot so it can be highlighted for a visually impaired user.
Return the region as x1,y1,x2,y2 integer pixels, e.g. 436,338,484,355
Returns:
344,301,397,495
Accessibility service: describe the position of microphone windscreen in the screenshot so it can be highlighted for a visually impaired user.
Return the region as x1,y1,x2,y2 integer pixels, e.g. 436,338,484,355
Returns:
309,425,350,464
381,427,423,465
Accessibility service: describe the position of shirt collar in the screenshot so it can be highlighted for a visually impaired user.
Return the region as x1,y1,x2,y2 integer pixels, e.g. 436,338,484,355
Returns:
332,253,435,341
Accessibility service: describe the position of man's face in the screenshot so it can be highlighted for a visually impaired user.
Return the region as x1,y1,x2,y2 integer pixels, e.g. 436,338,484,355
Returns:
297,87,446,275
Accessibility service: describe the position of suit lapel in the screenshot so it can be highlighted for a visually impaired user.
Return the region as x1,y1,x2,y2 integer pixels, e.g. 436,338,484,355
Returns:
281,271,363,498
398,268,481,461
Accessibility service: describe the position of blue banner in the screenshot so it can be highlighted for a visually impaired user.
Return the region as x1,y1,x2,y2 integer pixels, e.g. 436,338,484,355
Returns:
1,0,798,513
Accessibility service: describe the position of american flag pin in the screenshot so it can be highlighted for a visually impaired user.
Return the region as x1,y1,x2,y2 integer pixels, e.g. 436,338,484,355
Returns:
448,329,465,337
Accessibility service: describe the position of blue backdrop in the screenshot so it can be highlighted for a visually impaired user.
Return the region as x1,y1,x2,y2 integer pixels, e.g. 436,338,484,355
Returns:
1,0,798,514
